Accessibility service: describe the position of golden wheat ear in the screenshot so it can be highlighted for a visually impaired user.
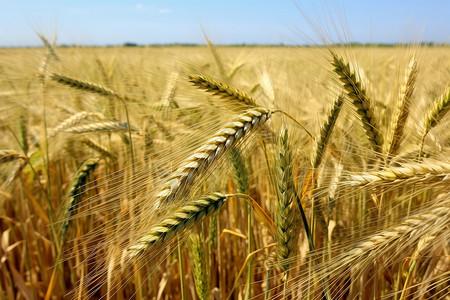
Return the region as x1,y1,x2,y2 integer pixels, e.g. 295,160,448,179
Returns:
384,56,418,160
189,74,258,107
0,150,27,165
154,106,272,207
330,51,384,153
347,159,450,187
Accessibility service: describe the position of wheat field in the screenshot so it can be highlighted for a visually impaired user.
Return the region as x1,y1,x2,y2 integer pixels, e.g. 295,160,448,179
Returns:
0,39,449,299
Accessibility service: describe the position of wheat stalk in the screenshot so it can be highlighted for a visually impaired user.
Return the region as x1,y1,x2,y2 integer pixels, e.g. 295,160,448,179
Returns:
127,193,227,259
189,75,258,107
154,107,272,207
331,51,383,153
347,160,450,186
385,56,418,159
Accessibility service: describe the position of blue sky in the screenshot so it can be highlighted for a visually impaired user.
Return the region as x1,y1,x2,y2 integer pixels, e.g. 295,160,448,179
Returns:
1,0,448,46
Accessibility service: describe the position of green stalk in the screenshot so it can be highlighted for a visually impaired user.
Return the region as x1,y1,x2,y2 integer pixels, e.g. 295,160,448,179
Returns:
177,237,186,300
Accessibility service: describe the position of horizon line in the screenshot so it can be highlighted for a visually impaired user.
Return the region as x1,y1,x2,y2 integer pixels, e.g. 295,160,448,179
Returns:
1,41,449,49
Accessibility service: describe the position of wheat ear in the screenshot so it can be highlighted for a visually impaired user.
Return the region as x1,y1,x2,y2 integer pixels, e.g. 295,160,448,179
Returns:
229,148,249,194
340,203,449,266
155,107,272,207
60,121,136,133
229,147,253,298
61,158,100,238
331,51,383,153
80,138,115,159
19,115,29,154
311,94,344,168
276,129,299,272
422,87,450,136
203,33,227,81
190,233,210,300
49,112,105,136
348,160,450,186
385,56,418,159
0,150,27,164
49,73,124,99
127,193,227,259
189,75,258,107
297,198,450,297
37,33,59,61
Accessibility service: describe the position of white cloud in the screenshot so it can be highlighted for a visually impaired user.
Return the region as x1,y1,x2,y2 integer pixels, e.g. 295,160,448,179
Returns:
136,4,147,11
158,8,171,14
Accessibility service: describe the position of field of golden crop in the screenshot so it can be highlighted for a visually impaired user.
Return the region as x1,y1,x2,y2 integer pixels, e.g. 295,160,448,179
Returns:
0,42,449,299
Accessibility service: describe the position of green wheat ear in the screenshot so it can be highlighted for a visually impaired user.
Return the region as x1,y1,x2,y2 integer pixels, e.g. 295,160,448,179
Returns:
61,158,100,238
311,94,344,168
127,193,227,259
190,233,210,300
275,129,299,272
